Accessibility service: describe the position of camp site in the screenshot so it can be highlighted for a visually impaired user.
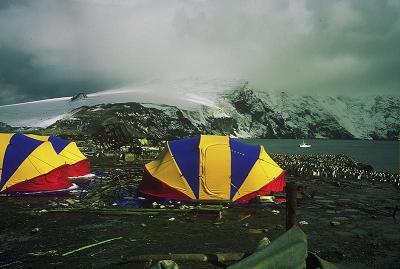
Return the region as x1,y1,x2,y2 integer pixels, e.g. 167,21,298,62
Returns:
0,132,399,269
1,1,400,268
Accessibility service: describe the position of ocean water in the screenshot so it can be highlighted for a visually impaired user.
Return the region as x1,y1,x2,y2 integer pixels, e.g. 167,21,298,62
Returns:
243,139,399,173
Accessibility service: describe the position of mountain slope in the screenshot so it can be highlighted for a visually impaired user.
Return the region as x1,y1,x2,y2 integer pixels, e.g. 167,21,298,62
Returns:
1,80,398,140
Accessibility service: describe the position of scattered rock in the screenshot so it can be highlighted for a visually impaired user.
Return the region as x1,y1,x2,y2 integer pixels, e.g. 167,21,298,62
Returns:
65,199,77,205
342,208,360,213
330,221,341,226
248,228,263,234
333,216,349,221
31,228,40,234
255,237,271,251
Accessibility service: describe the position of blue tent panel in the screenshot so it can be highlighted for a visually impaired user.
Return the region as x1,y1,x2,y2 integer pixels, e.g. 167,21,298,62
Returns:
229,138,260,198
48,136,70,154
168,135,200,198
0,133,43,189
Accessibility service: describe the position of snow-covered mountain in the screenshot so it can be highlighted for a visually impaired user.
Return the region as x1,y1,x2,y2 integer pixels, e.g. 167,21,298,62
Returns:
0,78,237,127
0,80,398,140
210,87,399,140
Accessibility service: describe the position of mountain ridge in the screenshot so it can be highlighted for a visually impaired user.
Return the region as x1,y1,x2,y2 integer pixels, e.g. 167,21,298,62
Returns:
39,84,399,141
0,80,398,140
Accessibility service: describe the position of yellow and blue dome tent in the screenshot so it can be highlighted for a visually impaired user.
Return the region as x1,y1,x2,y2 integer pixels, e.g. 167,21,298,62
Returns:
0,133,73,193
138,135,286,203
26,134,90,177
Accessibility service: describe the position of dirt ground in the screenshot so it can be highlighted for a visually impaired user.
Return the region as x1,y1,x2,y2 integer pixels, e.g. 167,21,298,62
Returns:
0,159,399,269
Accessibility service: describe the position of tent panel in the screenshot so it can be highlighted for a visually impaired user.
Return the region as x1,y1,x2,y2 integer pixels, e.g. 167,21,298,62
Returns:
48,136,70,154
258,147,283,179
232,148,283,201
25,134,50,141
59,142,87,165
168,136,200,198
199,136,231,200
138,167,193,200
234,171,286,203
0,133,14,170
3,165,71,193
229,138,260,199
0,134,43,187
145,147,196,199
1,142,65,191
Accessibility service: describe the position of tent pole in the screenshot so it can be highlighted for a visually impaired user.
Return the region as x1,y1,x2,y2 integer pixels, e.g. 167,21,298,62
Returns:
286,182,297,230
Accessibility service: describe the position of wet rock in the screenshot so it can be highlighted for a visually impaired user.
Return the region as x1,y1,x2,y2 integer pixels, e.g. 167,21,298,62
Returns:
255,237,271,251
342,208,360,213
330,221,341,226
31,228,40,234
333,216,349,221
248,228,263,234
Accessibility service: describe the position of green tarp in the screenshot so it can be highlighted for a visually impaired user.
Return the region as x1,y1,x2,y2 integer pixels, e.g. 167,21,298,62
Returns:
228,225,338,269
149,225,339,269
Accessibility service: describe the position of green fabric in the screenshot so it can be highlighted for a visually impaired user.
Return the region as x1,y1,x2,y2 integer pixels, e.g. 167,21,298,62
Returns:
149,226,339,269
306,252,340,269
228,225,308,269
227,225,339,269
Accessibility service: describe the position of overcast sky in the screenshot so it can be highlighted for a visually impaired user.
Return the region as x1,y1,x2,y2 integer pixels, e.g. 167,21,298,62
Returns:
0,0,399,105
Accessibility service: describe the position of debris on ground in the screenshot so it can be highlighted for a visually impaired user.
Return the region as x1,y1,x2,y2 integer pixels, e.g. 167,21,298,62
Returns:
62,236,123,256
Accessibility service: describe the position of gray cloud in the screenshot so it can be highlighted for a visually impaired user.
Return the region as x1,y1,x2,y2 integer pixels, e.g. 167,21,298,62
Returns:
0,0,399,105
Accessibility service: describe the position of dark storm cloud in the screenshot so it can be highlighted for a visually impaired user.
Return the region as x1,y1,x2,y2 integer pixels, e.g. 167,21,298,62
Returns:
0,0,399,105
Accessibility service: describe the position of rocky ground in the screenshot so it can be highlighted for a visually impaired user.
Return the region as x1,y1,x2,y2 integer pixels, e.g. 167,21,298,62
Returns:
0,156,399,269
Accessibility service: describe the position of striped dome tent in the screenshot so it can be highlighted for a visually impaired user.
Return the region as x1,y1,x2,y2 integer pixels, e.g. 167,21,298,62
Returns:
26,134,90,177
138,135,286,203
0,133,73,193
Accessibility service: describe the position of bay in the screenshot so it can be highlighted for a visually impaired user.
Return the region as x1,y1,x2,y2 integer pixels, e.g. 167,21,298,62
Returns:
243,139,399,173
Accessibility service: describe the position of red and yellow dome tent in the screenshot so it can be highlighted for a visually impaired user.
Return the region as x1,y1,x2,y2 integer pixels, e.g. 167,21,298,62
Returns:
0,133,89,193
138,135,286,203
